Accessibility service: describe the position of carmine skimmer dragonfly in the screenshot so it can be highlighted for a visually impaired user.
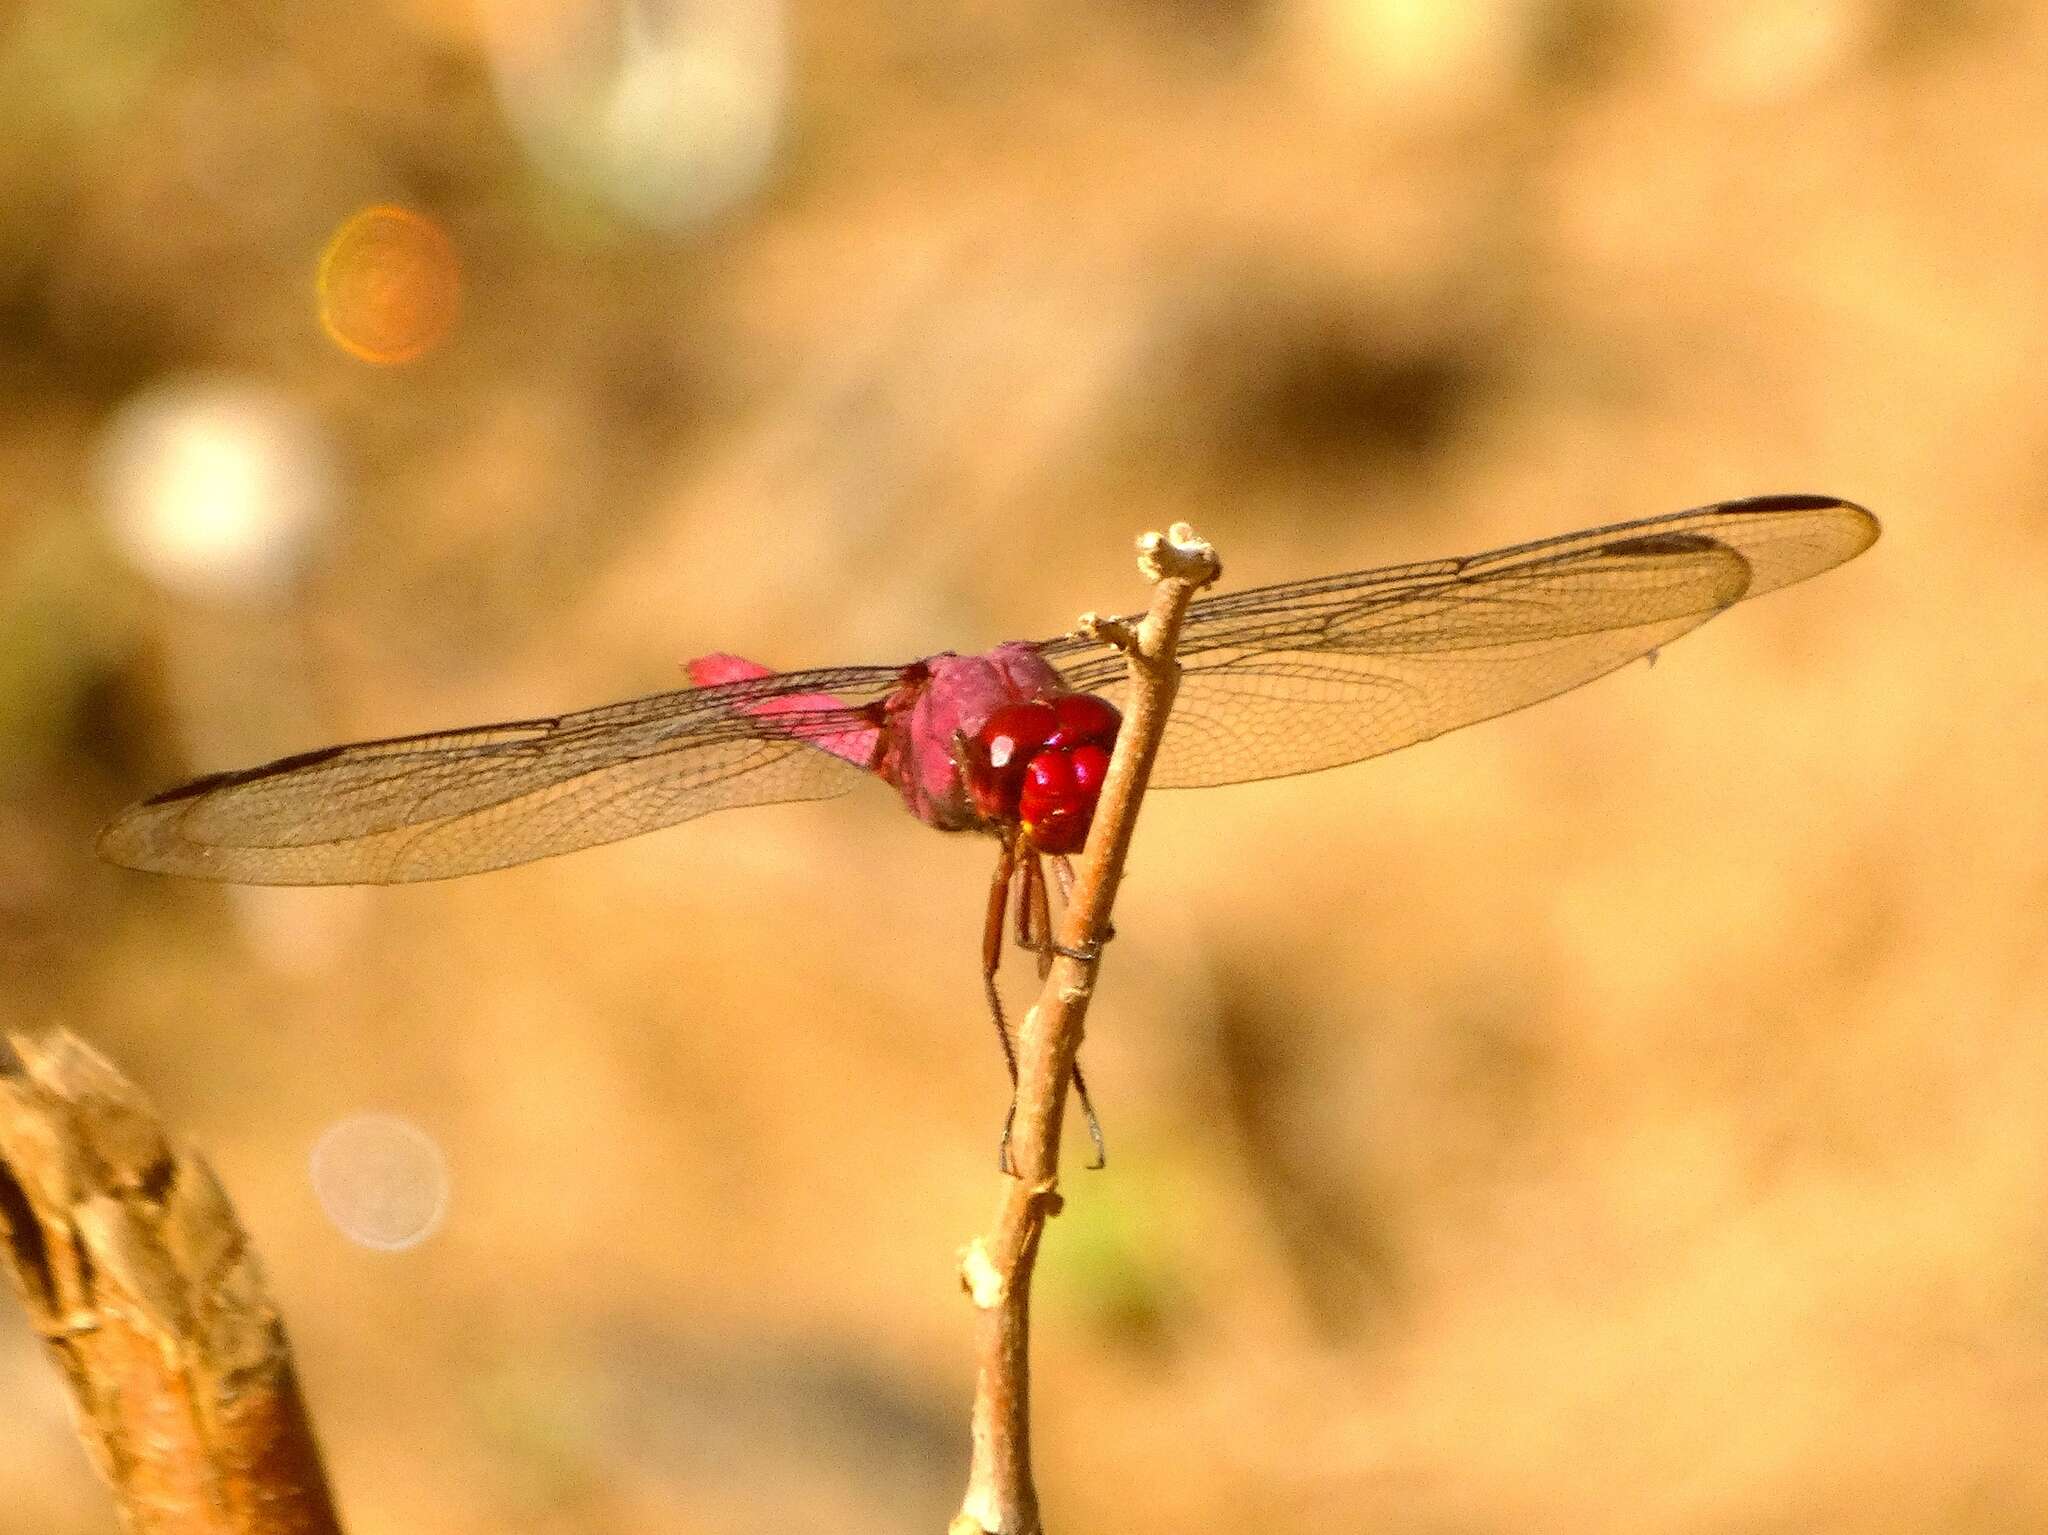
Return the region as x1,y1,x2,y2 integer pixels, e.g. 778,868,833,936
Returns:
101,494,1880,1153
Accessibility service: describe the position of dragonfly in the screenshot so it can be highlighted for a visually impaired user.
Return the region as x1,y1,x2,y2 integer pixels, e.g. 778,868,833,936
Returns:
101,494,1880,1160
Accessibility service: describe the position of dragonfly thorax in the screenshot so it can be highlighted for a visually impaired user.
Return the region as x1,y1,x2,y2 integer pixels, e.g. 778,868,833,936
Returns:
868,643,1121,849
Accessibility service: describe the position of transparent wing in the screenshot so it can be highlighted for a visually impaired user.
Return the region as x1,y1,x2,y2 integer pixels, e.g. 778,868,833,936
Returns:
99,665,906,885
1037,495,1879,789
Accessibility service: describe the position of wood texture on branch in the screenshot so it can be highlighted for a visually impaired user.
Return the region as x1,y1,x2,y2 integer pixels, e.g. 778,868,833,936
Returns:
0,1029,343,1535
951,524,1221,1535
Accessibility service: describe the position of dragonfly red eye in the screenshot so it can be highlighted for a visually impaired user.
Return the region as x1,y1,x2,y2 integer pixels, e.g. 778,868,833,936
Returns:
1018,744,1108,853
1020,752,1070,803
1045,693,1119,750
977,701,1059,771
964,701,1061,821
1067,742,1111,796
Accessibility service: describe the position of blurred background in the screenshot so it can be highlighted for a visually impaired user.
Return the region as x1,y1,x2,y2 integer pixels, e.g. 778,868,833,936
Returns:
1,0,2039,1530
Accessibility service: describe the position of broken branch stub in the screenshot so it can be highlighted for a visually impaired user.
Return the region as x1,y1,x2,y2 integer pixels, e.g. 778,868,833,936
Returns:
0,1030,343,1535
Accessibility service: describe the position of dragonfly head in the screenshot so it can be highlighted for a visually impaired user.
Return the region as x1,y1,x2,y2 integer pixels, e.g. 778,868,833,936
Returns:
966,693,1121,853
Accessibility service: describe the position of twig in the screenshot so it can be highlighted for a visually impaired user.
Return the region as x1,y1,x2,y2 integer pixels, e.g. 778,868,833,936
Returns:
951,523,1221,1535
0,1030,344,1535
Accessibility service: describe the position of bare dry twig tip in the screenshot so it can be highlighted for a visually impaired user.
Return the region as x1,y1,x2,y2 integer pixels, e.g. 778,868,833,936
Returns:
1135,522,1220,587
1072,609,1137,651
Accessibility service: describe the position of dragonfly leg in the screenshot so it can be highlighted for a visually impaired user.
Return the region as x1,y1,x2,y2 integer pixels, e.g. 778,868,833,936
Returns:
1025,846,1108,1167
1072,1060,1107,1170
1021,850,1054,980
1048,854,1114,962
983,839,1023,1173
1051,854,1077,902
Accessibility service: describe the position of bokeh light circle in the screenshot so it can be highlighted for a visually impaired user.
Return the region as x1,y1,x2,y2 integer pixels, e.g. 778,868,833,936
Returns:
308,1113,450,1251
483,0,786,230
316,205,462,364
94,374,335,602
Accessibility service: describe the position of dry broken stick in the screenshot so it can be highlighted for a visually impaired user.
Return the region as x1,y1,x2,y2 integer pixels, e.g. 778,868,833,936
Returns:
0,1030,342,1535
951,523,1221,1535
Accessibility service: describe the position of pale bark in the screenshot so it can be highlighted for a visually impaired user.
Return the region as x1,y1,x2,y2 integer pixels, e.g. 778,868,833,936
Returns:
0,1030,344,1535
951,524,1221,1535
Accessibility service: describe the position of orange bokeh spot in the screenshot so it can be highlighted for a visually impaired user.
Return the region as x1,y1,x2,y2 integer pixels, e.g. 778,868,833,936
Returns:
317,205,462,365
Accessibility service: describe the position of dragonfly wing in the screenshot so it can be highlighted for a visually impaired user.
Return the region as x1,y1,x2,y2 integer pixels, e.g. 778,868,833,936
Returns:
99,665,905,885
1039,495,1879,790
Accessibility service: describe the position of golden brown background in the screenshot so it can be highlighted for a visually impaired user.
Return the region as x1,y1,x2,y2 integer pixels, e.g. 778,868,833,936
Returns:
2,0,2038,1530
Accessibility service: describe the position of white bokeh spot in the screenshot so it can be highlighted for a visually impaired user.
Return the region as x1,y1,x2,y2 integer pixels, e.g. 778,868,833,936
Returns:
94,375,334,603
308,1113,451,1252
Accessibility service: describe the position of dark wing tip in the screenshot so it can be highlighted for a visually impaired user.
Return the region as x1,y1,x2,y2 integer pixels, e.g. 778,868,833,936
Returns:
96,799,183,875
96,744,363,874
1730,494,1883,591
1617,495,1877,606
1737,492,1857,513
1600,531,1723,557
134,742,359,810
1722,492,1882,546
